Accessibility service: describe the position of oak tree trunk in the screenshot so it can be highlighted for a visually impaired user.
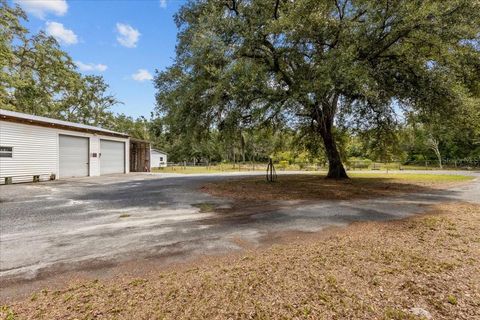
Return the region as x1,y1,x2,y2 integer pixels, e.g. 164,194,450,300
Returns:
434,147,443,169
317,111,348,179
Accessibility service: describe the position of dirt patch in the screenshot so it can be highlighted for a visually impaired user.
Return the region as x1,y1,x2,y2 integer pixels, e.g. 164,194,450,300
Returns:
2,202,479,319
200,174,470,201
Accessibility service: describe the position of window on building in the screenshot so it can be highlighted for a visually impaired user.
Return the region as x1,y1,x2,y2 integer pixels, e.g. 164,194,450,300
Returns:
160,157,164,161
0,146,13,158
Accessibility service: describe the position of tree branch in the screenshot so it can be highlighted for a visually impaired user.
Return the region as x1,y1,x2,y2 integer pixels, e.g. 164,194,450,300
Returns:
274,0,280,19
224,0,239,16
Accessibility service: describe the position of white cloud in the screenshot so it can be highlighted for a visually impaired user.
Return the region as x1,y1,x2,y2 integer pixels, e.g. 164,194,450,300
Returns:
116,23,140,48
132,69,153,82
159,0,167,8
76,61,108,72
45,21,78,45
14,0,68,19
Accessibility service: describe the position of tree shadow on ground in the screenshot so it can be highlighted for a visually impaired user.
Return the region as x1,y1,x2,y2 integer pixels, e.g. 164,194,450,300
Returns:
200,174,465,202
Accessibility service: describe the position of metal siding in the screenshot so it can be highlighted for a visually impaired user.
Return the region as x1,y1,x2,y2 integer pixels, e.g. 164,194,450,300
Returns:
0,120,58,183
100,140,125,175
59,135,89,178
150,150,167,168
0,120,129,183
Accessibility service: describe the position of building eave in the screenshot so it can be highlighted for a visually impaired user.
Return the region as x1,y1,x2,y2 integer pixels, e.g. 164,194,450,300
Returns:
0,109,129,138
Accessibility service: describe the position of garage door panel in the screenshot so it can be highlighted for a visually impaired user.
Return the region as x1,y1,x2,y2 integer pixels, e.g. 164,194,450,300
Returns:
59,135,89,178
100,140,125,175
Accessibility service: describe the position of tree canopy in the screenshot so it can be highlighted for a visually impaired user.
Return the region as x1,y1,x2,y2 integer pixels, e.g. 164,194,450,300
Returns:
155,0,480,178
0,0,120,128
0,0,166,142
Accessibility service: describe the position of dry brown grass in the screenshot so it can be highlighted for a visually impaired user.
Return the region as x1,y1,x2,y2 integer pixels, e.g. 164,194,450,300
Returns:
2,202,479,320
201,173,472,201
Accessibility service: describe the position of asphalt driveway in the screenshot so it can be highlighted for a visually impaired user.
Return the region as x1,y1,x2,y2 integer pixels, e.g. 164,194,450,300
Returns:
1,171,478,297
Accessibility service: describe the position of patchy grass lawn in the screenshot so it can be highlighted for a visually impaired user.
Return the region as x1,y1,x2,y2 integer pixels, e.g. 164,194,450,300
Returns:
152,164,478,174
349,172,473,182
201,173,473,201
1,202,479,319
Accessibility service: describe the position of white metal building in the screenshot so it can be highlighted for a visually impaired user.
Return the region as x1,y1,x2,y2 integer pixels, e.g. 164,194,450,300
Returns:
150,149,168,168
0,109,130,184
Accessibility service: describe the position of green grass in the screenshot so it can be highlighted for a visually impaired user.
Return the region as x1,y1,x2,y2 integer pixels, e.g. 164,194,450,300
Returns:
350,163,480,171
152,165,265,174
383,307,419,320
347,172,473,182
191,202,217,213
0,305,16,320
152,164,477,175
447,295,458,305
152,166,473,183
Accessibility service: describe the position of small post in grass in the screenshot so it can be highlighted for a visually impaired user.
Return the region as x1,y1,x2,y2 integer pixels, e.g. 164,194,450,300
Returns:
266,158,277,182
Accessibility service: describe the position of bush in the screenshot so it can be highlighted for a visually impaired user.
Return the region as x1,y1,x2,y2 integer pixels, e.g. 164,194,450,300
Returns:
348,158,372,169
278,160,289,169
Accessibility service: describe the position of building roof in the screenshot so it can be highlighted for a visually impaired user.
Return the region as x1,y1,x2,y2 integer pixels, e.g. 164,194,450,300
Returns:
151,148,168,155
0,109,129,138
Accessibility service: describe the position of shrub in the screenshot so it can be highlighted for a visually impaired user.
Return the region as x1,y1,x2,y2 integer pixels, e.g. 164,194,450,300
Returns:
278,160,289,169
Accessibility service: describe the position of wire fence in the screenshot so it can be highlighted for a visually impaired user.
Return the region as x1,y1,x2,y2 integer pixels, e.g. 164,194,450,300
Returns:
164,158,480,172
347,159,480,170
407,158,480,169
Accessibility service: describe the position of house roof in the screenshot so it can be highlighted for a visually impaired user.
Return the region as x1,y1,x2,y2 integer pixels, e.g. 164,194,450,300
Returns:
151,148,168,155
0,109,129,138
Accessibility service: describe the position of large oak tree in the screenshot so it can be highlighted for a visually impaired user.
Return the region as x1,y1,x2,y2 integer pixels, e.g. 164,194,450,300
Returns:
155,0,480,178
1,1,119,128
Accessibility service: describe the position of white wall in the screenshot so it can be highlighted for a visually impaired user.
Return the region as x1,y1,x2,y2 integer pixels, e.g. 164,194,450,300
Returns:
0,120,129,183
0,120,57,183
150,150,167,168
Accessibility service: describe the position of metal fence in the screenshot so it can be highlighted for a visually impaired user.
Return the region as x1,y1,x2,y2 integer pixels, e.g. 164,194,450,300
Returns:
166,158,480,172
164,162,327,172
403,158,480,169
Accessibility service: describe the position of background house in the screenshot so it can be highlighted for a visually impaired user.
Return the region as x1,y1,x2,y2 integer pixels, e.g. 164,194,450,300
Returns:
150,149,168,168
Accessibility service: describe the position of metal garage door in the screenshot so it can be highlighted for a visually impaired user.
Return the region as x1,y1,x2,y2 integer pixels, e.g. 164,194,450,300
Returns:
59,135,89,178
100,140,125,175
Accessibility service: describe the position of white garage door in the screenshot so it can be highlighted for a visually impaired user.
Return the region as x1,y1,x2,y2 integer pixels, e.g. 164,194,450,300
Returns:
100,140,125,175
59,135,89,178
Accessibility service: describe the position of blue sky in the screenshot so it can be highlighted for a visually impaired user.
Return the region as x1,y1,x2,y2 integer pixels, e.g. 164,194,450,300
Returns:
12,0,186,118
